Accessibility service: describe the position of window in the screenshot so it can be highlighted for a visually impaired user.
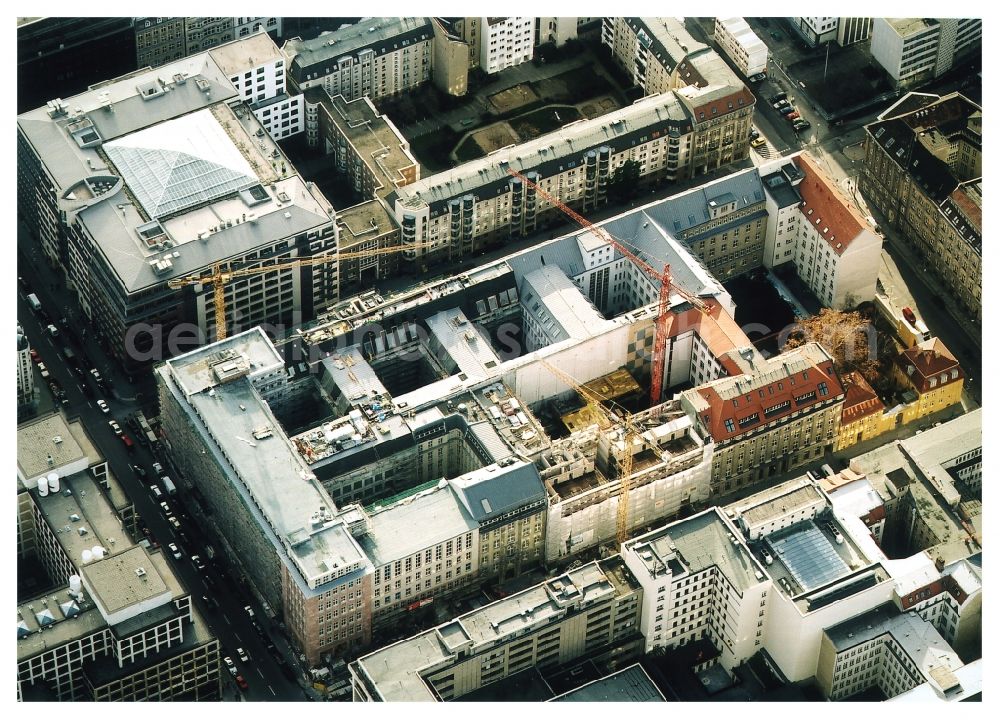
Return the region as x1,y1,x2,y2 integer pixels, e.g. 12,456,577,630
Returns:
724,419,735,433
818,382,829,396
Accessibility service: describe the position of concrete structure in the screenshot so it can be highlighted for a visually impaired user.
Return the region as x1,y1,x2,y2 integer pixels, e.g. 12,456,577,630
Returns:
860,92,981,322
549,663,665,701
817,603,966,700
350,557,642,701
209,30,303,141
284,18,434,102
837,18,874,47
430,19,472,96
539,402,713,561
479,18,534,74
870,18,982,89
16,415,219,701
714,18,768,78
846,410,982,565
17,324,35,409
17,38,339,368
622,507,770,669
388,86,754,264
680,342,846,495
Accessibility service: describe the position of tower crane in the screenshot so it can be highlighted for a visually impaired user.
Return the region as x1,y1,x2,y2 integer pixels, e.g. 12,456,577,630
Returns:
539,358,639,548
507,168,711,405
167,241,440,341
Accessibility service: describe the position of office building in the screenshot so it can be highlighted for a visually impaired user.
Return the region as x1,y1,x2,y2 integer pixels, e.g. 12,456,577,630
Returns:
209,31,304,141
17,38,339,369
17,324,35,410
838,18,873,47
622,507,770,668
679,341,846,495
479,18,535,74
788,17,872,47
817,604,967,700
714,18,768,78
17,413,220,701
870,18,982,89
350,557,642,701
860,92,981,322
284,18,435,101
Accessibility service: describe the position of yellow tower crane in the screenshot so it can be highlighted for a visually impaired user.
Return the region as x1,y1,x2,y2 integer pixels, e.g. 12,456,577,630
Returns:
539,359,640,548
168,241,440,341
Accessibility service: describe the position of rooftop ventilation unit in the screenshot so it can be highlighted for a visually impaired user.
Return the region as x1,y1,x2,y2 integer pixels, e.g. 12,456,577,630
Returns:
135,567,147,578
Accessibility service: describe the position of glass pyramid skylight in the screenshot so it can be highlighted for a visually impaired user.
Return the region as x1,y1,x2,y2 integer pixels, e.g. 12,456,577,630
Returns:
105,108,258,219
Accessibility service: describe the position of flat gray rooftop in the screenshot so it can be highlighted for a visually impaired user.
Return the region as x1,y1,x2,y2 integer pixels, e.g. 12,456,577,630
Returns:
358,481,477,568
81,546,171,619
166,327,284,396
208,32,282,77
17,413,92,483
550,664,666,702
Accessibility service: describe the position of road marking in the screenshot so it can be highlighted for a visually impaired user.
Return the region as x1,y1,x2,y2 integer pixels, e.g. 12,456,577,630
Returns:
268,685,276,697
256,667,266,680
234,632,242,643
223,615,231,625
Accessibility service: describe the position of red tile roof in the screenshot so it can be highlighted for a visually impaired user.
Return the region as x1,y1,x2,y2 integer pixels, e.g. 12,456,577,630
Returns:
795,154,866,256
895,337,963,394
689,87,755,122
693,344,845,443
840,371,885,424
665,302,753,370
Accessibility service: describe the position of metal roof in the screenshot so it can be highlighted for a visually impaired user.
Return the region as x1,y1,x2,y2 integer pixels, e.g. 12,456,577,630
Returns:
449,460,545,523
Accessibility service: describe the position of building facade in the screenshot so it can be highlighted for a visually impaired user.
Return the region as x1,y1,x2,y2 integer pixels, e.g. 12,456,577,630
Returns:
135,17,187,68
891,338,964,421
17,324,34,409
17,40,339,369
479,17,534,74
284,18,434,101
870,18,982,89
350,558,643,701
714,18,768,77
681,343,846,495
860,92,981,322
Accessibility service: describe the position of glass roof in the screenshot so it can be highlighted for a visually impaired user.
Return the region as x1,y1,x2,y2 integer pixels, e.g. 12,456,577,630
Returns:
766,521,850,592
105,108,258,219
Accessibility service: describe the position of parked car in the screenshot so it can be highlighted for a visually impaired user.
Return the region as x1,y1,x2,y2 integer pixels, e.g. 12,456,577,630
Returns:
151,485,163,499
237,647,249,663
38,362,50,380
769,91,787,103
773,99,789,109
786,111,800,120
779,105,795,116
191,554,206,571
159,501,172,516
131,463,148,480
30,349,40,362
96,399,110,414
47,324,59,338
748,72,767,83
235,674,248,691
793,120,811,131
168,542,182,560
121,434,135,451
168,516,181,530
751,136,767,148
108,420,122,435
749,128,760,139
224,656,237,676
152,461,164,476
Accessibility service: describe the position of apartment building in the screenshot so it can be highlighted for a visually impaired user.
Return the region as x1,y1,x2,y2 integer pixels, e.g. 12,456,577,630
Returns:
135,17,188,68
430,18,472,96
17,324,34,409
479,18,534,74
892,337,964,421
870,18,982,89
714,18,768,78
817,604,966,700
622,507,770,668
17,415,220,701
681,342,846,495
387,87,753,264
233,17,281,40
835,372,889,452
17,43,339,369
350,558,643,701
284,18,434,101
860,92,982,321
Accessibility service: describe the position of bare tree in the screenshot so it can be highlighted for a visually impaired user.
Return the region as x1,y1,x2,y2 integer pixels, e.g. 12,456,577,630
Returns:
783,308,881,384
